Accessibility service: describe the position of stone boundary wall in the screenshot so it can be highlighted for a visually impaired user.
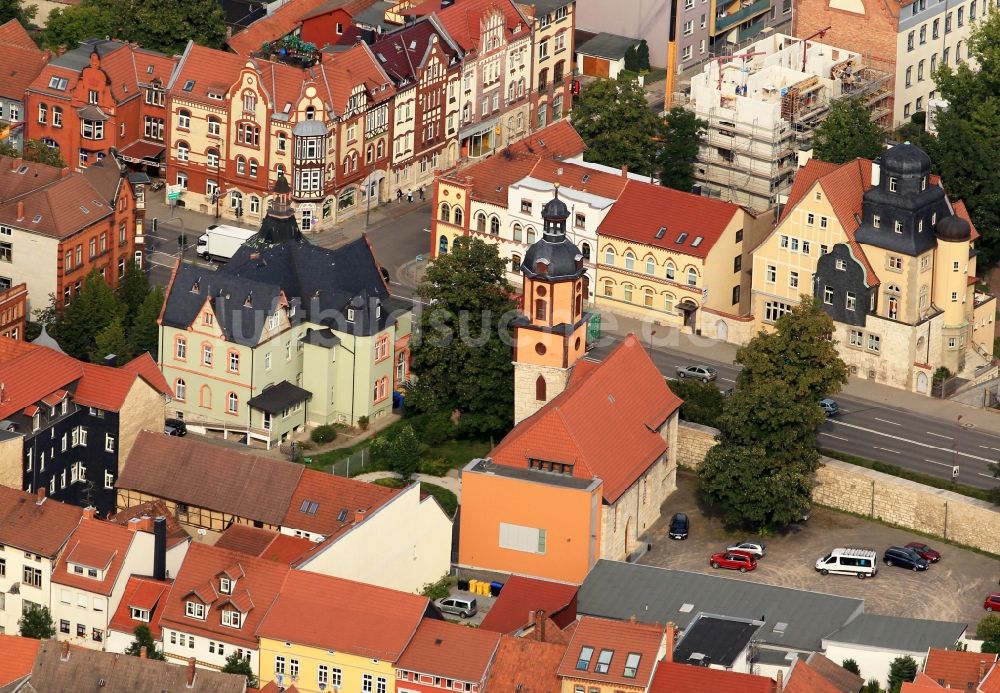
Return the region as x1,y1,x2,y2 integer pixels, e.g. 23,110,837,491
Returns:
676,421,1000,555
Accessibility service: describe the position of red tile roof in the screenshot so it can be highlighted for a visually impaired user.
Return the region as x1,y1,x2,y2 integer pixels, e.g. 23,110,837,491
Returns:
923,648,998,690
396,618,501,682
0,634,40,687
783,659,844,693
802,652,865,693
479,575,578,634
319,42,395,115
407,0,530,55
650,661,774,693
120,352,172,398
506,120,587,160
160,542,291,648
257,570,428,660
491,334,682,502
0,485,82,556
557,616,664,687
108,576,173,640
52,518,138,595
901,674,946,692
486,633,566,693
780,158,878,284
981,664,1000,693
0,20,48,100
528,158,630,200
214,524,316,565
226,0,366,55
952,199,981,240
109,500,190,549
599,180,742,259
283,468,396,535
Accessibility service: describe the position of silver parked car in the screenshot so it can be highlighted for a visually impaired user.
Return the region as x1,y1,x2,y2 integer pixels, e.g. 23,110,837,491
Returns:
435,596,477,618
727,540,766,559
676,365,718,382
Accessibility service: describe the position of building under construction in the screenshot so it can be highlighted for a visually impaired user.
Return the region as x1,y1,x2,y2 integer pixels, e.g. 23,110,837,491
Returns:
686,32,891,213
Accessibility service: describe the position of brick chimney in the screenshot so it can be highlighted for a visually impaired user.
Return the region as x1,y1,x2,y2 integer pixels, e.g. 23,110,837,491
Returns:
16,201,24,222
355,508,367,523
186,658,196,688
36,487,46,505
60,640,70,661
980,659,989,684
773,669,783,693
620,165,628,178
664,622,675,663
534,609,546,642
61,167,71,178
83,506,96,520
139,646,147,659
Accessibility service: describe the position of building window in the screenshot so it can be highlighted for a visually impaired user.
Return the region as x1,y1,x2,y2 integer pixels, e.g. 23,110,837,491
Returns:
789,271,799,288
849,329,863,347
687,268,698,286
228,351,239,373
846,292,857,311
175,337,187,360
185,601,206,619
873,214,881,228
227,392,239,414
37,103,46,123
766,265,776,283
764,300,792,323
894,220,903,233
624,252,635,271
202,344,212,366
535,375,546,401
222,610,241,628
823,286,834,304
53,107,62,127
868,334,881,352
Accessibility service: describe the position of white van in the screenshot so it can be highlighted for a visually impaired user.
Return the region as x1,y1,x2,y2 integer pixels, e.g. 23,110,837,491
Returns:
815,548,878,579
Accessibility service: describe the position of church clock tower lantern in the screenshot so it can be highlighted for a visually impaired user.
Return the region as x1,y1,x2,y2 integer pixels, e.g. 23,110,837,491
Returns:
512,186,590,425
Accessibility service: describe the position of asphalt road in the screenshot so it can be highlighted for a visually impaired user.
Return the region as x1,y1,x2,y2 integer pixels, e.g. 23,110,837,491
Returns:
588,340,1000,489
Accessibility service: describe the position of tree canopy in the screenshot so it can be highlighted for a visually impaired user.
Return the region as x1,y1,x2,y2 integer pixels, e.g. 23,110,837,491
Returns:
19,604,55,639
813,98,886,164
42,0,226,54
667,377,723,428
0,140,68,168
408,237,516,437
698,296,847,529
658,107,707,192
0,0,36,27
570,77,665,176
371,424,422,480
221,651,258,689
887,656,918,693
124,625,166,660
927,9,1000,263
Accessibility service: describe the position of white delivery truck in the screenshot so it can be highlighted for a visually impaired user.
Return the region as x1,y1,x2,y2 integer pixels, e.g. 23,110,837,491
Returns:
195,224,259,262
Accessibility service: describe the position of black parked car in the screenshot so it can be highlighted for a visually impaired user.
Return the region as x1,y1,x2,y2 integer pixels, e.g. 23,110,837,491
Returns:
883,546,929,571
164,418,187,436
668,513,689,540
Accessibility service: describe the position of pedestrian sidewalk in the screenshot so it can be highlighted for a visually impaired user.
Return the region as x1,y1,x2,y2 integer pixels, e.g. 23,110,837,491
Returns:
599,308,1000,431
142,188,432,250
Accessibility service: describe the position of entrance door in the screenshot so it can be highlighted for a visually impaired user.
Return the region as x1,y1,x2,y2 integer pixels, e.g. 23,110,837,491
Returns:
717,320,728,342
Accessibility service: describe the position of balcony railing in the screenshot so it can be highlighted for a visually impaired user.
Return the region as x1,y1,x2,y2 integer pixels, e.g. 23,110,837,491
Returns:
715,0,769,32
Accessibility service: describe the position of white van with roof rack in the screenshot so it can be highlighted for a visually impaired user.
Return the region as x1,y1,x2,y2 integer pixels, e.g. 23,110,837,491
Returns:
815,548,878,579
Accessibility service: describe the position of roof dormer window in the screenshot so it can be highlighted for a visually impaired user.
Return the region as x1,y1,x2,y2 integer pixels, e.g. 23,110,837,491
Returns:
623,653,641,679
222,610,242,628
219,577,233,594
889,177,897,192
130,607,150,622
347,308,355,322
185,601,206,620
594,649,614,674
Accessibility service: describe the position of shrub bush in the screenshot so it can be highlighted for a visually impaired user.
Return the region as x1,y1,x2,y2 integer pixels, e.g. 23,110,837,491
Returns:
419,457,451,477
423,413,457,446
310,425,337,445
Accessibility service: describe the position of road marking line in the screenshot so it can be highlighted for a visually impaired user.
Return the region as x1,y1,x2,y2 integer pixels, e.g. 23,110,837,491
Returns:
923,459,952,468
838,408,851,413
979,473,997,479
828,419,998,464
720,377,735,383
874,417,901,426
926,432,953,440
874,446,901,454
819,432,848,441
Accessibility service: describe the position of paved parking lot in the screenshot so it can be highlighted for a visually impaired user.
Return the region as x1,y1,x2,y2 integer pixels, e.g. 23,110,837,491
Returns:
641,472,999,628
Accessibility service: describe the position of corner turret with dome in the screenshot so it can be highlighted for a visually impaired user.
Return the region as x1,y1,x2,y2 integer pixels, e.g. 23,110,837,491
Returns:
248,172,303,248
511,185,592,425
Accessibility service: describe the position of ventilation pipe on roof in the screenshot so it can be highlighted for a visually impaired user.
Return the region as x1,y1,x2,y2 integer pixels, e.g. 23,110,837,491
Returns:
153,517,167,582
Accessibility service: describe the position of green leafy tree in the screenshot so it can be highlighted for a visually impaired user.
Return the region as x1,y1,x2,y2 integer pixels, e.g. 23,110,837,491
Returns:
887,656,918,693
371,424,422,480
43,0,225,54
570,77,665,176
116,260,150,323
862,679,883,693
408,237,517,436
221,651,258,688
624,45,639,71
667,377,724,427
42,4,116,50
55,268,126,361
658,106,707,192
977,614,1000,653
18,604,55,639
0,139,67,167
130,285,163,359
124,625,166,660
91,316,129,364
842,659,861,676
0,0,36,27
813,98,886,164
698,296,846,529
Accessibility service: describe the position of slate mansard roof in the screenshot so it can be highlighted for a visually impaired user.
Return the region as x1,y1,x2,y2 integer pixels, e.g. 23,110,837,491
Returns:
161,237,412,345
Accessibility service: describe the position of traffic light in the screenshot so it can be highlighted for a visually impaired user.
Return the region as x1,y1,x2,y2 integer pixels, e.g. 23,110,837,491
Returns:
151,217,158,234
571,80,581,95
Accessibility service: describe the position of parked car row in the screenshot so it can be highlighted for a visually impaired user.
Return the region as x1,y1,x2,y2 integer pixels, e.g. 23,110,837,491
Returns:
815,543,943,579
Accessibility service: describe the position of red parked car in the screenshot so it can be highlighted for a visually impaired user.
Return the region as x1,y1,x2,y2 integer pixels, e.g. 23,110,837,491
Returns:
710,551,757,573
905,542,941,562
985,593,1000,612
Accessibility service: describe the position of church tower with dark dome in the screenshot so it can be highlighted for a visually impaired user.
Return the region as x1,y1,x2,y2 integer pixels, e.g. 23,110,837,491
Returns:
512,186,591,425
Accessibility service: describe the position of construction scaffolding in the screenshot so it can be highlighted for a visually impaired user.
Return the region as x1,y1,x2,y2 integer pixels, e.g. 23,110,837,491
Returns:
687,33,891,213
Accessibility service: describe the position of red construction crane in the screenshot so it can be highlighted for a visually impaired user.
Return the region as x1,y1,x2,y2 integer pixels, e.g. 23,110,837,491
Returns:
800,26,832,71
710,51,768,91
